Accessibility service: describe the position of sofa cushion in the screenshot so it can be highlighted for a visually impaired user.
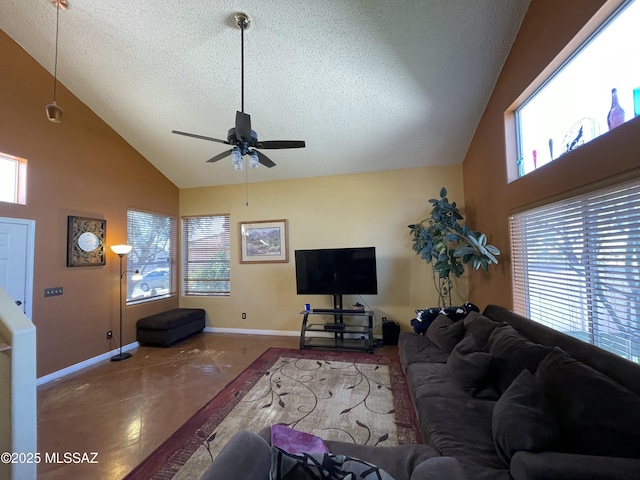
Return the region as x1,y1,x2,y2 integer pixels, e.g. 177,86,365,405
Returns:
447,335,497,399
536,347,640,458
406,362,470,401
415,396,509,480
426,315,465,354
462,311,502,350
486,323,552,393
492,370,559,465
398,332,449,372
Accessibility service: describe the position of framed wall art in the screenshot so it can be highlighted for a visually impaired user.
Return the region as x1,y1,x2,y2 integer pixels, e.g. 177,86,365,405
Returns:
67,216,106,267
239,219,288,263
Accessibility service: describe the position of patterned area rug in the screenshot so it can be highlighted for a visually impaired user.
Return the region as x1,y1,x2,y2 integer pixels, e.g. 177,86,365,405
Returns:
124,347,420,480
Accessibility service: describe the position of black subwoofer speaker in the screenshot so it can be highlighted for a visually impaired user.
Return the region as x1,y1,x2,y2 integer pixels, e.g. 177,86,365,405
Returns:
382,320,400,345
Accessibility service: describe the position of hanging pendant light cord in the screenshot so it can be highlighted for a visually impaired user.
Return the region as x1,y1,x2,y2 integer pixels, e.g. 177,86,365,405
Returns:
52,2,60,102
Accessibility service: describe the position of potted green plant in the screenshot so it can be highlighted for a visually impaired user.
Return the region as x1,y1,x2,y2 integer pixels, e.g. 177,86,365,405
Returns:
408,187,500,307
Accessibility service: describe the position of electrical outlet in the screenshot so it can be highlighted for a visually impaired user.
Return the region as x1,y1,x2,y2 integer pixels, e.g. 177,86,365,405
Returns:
106,331,113,340
44,287,63,297
242,313,246,319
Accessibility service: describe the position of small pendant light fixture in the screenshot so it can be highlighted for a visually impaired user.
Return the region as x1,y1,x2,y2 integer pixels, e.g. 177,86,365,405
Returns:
45,0,68,123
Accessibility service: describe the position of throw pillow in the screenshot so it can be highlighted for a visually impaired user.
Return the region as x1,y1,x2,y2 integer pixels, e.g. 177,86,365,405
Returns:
487,324,552,393
462,311,502,350
426,314,465,354
492,369,560,465
536,347,640,458
447,335,496,398
271,424,329,454
270,447,395,480
411,302,480,335
411,308,441,335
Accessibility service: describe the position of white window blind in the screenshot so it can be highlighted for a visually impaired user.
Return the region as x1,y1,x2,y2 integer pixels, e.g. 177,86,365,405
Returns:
182,215,231,296
126,209,176,304
510,180,640,364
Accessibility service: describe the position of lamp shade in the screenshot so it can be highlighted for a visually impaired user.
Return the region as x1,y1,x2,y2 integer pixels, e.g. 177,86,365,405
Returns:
110,244,132,255
46,102,63,123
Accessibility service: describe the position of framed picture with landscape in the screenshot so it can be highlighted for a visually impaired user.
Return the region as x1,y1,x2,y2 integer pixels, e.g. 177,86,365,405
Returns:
239,219,288,263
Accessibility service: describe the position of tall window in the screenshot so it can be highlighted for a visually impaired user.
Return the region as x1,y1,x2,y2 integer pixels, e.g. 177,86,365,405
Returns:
510,179,640,364
0,153,27,205
515,0,640,177
126,209,177,304
182,215,231,296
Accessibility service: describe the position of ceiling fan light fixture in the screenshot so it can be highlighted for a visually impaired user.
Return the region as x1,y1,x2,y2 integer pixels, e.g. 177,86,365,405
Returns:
231,147,243,171
248,150,259,168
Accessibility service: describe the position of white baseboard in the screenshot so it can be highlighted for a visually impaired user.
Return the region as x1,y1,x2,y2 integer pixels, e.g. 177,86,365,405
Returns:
36,342,139,386
203,327,301,336
204,327,382,340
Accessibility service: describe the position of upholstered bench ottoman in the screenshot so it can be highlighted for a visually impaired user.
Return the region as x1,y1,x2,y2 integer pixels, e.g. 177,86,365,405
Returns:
136,308,206,347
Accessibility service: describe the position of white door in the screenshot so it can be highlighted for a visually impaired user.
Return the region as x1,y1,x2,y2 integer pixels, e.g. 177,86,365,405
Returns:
0,217,35,319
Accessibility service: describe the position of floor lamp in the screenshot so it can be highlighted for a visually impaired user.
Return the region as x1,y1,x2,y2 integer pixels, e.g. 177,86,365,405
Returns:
110,245,141,362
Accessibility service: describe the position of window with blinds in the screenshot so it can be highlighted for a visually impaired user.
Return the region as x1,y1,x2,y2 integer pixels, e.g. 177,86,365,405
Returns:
510,180,640,364
181,215,231,296
126,209,177,304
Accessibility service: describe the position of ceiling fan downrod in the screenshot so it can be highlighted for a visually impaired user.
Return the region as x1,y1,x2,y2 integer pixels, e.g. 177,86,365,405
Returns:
234,13,250,114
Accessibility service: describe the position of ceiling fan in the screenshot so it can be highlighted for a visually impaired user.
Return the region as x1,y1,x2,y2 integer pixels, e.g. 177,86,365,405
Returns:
172,13,305,170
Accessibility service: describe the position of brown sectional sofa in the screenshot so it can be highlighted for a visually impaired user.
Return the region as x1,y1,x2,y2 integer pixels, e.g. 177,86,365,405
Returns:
400,304,640,480
199,304,640,479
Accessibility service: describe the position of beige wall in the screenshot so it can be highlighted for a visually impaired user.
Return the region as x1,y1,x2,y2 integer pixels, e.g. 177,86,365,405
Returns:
180,166,467,333
463,0,640,309
0,31,179,377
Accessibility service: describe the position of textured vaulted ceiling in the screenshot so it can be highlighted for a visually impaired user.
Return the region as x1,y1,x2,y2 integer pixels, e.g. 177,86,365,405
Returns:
0,0,530,188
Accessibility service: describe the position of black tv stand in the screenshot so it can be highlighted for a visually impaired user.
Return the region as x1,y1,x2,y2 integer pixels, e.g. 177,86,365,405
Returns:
299,307,374,354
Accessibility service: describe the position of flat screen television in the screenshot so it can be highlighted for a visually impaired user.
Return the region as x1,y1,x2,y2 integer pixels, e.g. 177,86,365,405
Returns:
295,247,378,296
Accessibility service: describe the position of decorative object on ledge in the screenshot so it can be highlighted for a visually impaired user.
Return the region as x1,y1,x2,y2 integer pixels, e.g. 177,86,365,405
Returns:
45,0,68,123
607,87,625,130
239,219,288,263
67,216,106,267
110,245,142,362
408,187,500,307
561,117,597,156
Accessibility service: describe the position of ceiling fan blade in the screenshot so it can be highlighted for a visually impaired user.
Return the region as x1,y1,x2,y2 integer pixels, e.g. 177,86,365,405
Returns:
172,130,229,145
257,140,306,149
207,149,233,163
254,150,276,168
235,111,252,142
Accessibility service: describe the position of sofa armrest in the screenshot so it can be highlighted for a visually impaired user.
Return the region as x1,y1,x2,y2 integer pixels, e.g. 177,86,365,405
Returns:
510,451,640,480
410,456,468,480
198,430,270,480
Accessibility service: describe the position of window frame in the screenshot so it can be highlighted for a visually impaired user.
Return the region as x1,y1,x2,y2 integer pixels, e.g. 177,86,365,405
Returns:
510,178,640,364
0,152,27,205
126,209,177,305
181,214,231,297
505,0,635,182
